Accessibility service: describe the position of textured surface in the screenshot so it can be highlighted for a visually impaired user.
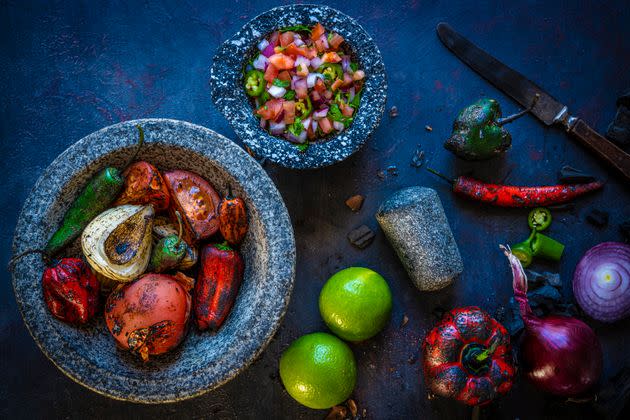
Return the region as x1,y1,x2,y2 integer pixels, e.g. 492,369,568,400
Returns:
10,119,296,402
376,187,463,292
210,4,387,169
2,0,630,419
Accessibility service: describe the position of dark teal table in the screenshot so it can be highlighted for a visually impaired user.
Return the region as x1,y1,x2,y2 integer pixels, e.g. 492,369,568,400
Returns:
2,1,629,418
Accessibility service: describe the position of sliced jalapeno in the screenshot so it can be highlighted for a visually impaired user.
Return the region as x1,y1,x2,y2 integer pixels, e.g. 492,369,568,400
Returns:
528,207,552,231
318,63,343,81
295,96,312,118
244,70,265,97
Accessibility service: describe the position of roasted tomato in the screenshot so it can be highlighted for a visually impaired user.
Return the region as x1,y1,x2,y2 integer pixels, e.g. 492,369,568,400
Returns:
113,161,170,211
104,273,192,361
218,188,248,245
163,170,221,244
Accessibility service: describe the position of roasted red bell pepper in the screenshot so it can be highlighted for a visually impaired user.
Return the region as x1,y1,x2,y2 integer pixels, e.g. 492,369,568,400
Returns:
42,258,100,325
422,307,515,406
194,243,244,331
218,187,248,245
113,161,170,210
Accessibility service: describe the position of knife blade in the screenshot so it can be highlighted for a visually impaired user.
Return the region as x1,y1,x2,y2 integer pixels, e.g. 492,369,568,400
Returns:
436,22,630,183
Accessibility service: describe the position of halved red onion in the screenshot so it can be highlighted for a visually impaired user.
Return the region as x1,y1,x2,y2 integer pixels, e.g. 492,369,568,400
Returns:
307,73,323,88
253,54,269,71
268,85,286,99
262,42,275,58
269,121,286,135
573,242,630,322
310,56,323,71
257,39,269,52
313,108,329,120
333,121,345,131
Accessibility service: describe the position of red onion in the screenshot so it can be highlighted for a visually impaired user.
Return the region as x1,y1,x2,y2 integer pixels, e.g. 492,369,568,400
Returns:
252,54,268,71
573,242,630,322
307,73,323,88
310,56,323,70
269,121,286,135
301,117,312,130
341,55,351,73
318,34,329,49
313,108,328,120
502,245,603,397
261,42,275,58
293,77,307,92
333,121,344,132
257,39,269,52
268,85,286,99
295,55,310,71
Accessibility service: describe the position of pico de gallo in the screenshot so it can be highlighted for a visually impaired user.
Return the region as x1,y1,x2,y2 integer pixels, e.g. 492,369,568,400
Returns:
244,23,365,151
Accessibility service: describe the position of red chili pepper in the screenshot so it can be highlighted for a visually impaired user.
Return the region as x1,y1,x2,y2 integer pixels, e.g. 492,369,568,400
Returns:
42,258,100,325
194,243,244,331
428,169,603,207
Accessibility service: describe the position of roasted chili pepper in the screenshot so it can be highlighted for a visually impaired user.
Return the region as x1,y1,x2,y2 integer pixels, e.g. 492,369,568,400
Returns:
163,170,221,244
149,211,187,272
218,186,248,245
113,161,170,210
528,207,552,231
194,242,244,331
444,96,539,161
44,125,144,256
427,168,604,208
422,307,515,406
42,258,100,325
511,229,565,268
245,69,265,97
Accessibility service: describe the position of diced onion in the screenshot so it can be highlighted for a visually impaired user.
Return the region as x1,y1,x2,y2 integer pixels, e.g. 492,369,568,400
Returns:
311,120,318,131
313,108,328,119
307,73,323,88
253,54,269,71
310,56,323,71
348,87,356,102
257,39,270,52
302,117,312,129
298,130,308,143
333,121,344,131
341,56,351,73
268,85,286,98
293,37,305,47
269,121,286,134
295,56,310,70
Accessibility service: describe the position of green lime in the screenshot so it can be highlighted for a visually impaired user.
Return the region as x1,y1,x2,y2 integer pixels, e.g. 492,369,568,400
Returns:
279,332,357,409
319,267,392,342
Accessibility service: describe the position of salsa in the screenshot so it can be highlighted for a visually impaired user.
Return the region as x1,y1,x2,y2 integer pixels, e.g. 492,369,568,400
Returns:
244,23,365,151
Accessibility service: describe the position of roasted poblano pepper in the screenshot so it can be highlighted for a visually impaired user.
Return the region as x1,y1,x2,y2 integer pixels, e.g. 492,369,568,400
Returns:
444,95,539,161
150,211,187,273
44,126,144,256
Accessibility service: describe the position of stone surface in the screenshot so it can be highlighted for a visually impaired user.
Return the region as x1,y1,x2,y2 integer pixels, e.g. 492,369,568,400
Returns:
209,4,387,169
376,187,463,292
10,119,296,403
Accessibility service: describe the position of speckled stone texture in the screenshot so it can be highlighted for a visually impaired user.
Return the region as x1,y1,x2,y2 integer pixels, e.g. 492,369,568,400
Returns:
11,119,296,403
209,4,387,169
376,187,463,292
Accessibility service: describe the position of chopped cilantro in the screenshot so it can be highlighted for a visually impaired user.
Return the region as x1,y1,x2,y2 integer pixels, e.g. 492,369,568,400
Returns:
329,103,353,128
296,143,309,152
288,117,303,136
350,62,358,72
349,91,361,108
284,90,296,100
260,91,270,103
280,25,312,33
273,78,290,88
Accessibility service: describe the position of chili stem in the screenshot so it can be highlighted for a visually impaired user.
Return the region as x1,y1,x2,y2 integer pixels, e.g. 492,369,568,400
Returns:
174,211,183,248
426,167,455,185
475,340,498,363
122,125,145,169
497,93,540,126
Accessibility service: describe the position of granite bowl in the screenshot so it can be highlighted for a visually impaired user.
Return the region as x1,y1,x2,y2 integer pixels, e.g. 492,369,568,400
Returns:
210,4,387,169
11,119,296,403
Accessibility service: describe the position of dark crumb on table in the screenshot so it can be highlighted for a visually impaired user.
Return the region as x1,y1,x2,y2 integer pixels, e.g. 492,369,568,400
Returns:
389,106,399,118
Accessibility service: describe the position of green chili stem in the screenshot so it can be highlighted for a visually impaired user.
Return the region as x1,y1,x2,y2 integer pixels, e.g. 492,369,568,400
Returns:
475,340,498,363
426,167,455,185
122,125,145,169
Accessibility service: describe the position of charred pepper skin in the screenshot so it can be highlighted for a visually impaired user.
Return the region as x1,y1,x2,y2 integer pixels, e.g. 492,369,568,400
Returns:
113,161,170,211
45,167,124,255
453,176,604,207
194,243,244,331
218,189,248,245
42,258,100,325
422,307,515,406
444,99,512,161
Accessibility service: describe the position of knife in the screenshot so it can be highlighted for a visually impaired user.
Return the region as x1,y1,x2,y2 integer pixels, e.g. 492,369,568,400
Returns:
436,22,630,183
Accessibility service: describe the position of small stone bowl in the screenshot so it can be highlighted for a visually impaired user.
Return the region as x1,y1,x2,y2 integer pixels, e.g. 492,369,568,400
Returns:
11,119,296,403
210,4,387,169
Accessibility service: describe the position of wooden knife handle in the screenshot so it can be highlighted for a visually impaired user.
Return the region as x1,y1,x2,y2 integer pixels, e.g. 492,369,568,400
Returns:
569,118,630,183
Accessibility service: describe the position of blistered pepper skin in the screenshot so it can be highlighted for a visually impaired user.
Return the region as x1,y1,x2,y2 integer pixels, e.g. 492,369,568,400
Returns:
114,161,170,211
422,307,515,406
218,194,248,245
194,244,244,331
42,258,100,325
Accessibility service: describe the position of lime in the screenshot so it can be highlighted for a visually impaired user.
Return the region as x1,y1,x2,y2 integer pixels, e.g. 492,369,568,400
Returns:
319,267,392,342
279,332,357,409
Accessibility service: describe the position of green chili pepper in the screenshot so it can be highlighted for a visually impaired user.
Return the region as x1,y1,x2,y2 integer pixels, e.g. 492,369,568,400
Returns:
244,70,265,97
295,96,312,118
511,228,564,267
318,63,343,81
149,211,187,273
528,207,552,231
444,95,540,161
44,125,145,256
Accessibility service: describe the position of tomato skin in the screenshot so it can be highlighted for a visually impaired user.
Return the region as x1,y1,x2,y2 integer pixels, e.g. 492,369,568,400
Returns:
279,31,294,47
285,43,308,58
328,33,344,49
311,23,325,40
163,170,221,244
256,98,284,120
283,101,296,124
319,117,333,134
264,63,279,83
331,79,343,92
114,161,170,211
268,53,295,70
322,52,342,63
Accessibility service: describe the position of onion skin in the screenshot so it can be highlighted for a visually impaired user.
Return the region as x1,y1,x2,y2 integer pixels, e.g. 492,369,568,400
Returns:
104,273,192,361
573,242,630,323
502,245,603,397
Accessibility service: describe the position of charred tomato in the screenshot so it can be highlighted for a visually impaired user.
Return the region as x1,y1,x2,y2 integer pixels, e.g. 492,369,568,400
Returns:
114,161,170,211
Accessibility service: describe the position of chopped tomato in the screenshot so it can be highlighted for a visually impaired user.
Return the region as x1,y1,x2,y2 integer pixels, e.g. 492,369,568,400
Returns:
283,101,296,124
269,31,279,47
256,98,284,121
311,23,325,41
268,53,295,70
295,86,308,99
341,103,354,117
318,117,333,134
328,33,344,50
323,90,332,100
279,32,294,47
314,38,327,53
331,79,343,91
277,70,291,81
314,78,326,93
307,126,316,140
264,63,279,83
352,70,365,81
285,43,308,57
305,47,318,59
321,52,341,63
310,90,321,104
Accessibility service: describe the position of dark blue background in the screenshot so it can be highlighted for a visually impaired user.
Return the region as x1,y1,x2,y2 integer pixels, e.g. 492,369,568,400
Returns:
2,1,629,418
